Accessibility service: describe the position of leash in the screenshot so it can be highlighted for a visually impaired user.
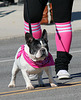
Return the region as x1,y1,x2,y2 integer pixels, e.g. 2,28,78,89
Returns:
25,0,32,35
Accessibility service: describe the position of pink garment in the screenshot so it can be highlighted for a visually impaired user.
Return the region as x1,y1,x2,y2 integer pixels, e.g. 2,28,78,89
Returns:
55,21,72,52
17,45,55,68
24,21,42,39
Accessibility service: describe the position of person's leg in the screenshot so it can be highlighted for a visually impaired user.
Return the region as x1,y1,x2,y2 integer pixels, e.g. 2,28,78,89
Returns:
24,0,48,80
24,0,48,39
52,0,73,79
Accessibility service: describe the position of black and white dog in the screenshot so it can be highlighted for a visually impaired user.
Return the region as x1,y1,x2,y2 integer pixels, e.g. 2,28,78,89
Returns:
8,29,57,90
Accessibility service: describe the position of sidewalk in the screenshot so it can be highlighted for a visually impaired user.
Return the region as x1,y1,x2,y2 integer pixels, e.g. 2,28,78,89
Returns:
0,0,81,39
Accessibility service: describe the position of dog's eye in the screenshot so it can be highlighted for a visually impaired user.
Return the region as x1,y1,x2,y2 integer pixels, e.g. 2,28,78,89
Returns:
44,44,49,51
36,43,41,49
34,41,41,48
29,41,41,54
43,43,47,47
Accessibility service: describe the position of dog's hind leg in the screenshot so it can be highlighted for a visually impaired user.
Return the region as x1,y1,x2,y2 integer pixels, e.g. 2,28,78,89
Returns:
38,71,44,87
8,62,19,88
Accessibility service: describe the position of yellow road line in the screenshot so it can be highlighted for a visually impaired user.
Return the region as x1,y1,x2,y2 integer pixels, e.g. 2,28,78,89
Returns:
0,81,81,97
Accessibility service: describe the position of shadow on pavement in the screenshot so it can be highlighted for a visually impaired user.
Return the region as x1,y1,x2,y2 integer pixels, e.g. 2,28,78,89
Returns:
0,10,16,17
71,72,81,78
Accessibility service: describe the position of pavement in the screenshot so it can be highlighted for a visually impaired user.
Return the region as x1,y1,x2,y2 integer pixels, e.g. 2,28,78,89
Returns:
0,0,81,40
0,1,81,99
0,26,81,99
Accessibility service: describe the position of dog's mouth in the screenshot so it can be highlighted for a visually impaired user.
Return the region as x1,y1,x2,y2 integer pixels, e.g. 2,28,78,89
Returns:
36,48,48,57
41,53,48,58
35,53,48,61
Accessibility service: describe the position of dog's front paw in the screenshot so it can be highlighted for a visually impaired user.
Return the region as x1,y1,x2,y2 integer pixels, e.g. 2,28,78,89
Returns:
50,83,57,87
26,85,34,90
8,82,15,88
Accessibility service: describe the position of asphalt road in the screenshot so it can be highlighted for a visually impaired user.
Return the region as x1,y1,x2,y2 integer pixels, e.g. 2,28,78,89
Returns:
0,30,81,100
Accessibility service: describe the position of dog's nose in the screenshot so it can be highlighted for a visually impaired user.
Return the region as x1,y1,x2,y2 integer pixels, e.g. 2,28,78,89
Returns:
41,48,46,55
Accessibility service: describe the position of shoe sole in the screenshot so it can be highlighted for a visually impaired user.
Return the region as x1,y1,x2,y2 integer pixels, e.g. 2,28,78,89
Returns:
58,75,71,80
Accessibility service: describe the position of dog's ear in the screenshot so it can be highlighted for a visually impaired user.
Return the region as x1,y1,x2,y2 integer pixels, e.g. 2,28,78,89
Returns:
25,33,34,45
42,29,48,42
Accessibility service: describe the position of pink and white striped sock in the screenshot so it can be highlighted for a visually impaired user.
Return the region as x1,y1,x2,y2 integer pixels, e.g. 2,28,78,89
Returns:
24,21,42,39
55,21,72,52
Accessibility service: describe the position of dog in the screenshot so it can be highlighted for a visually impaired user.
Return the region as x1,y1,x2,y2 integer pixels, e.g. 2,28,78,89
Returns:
8,29,57,90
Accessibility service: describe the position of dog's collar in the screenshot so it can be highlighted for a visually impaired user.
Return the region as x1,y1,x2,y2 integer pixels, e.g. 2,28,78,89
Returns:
17,45,55,68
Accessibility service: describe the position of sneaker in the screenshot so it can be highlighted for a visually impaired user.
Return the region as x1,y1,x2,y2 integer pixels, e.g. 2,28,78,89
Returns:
57,70,70,80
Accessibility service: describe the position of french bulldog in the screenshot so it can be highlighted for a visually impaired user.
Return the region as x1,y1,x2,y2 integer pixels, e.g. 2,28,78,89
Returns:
8,29,57,90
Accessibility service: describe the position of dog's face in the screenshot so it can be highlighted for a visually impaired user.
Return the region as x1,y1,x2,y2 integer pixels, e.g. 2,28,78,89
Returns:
25,29,49,61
